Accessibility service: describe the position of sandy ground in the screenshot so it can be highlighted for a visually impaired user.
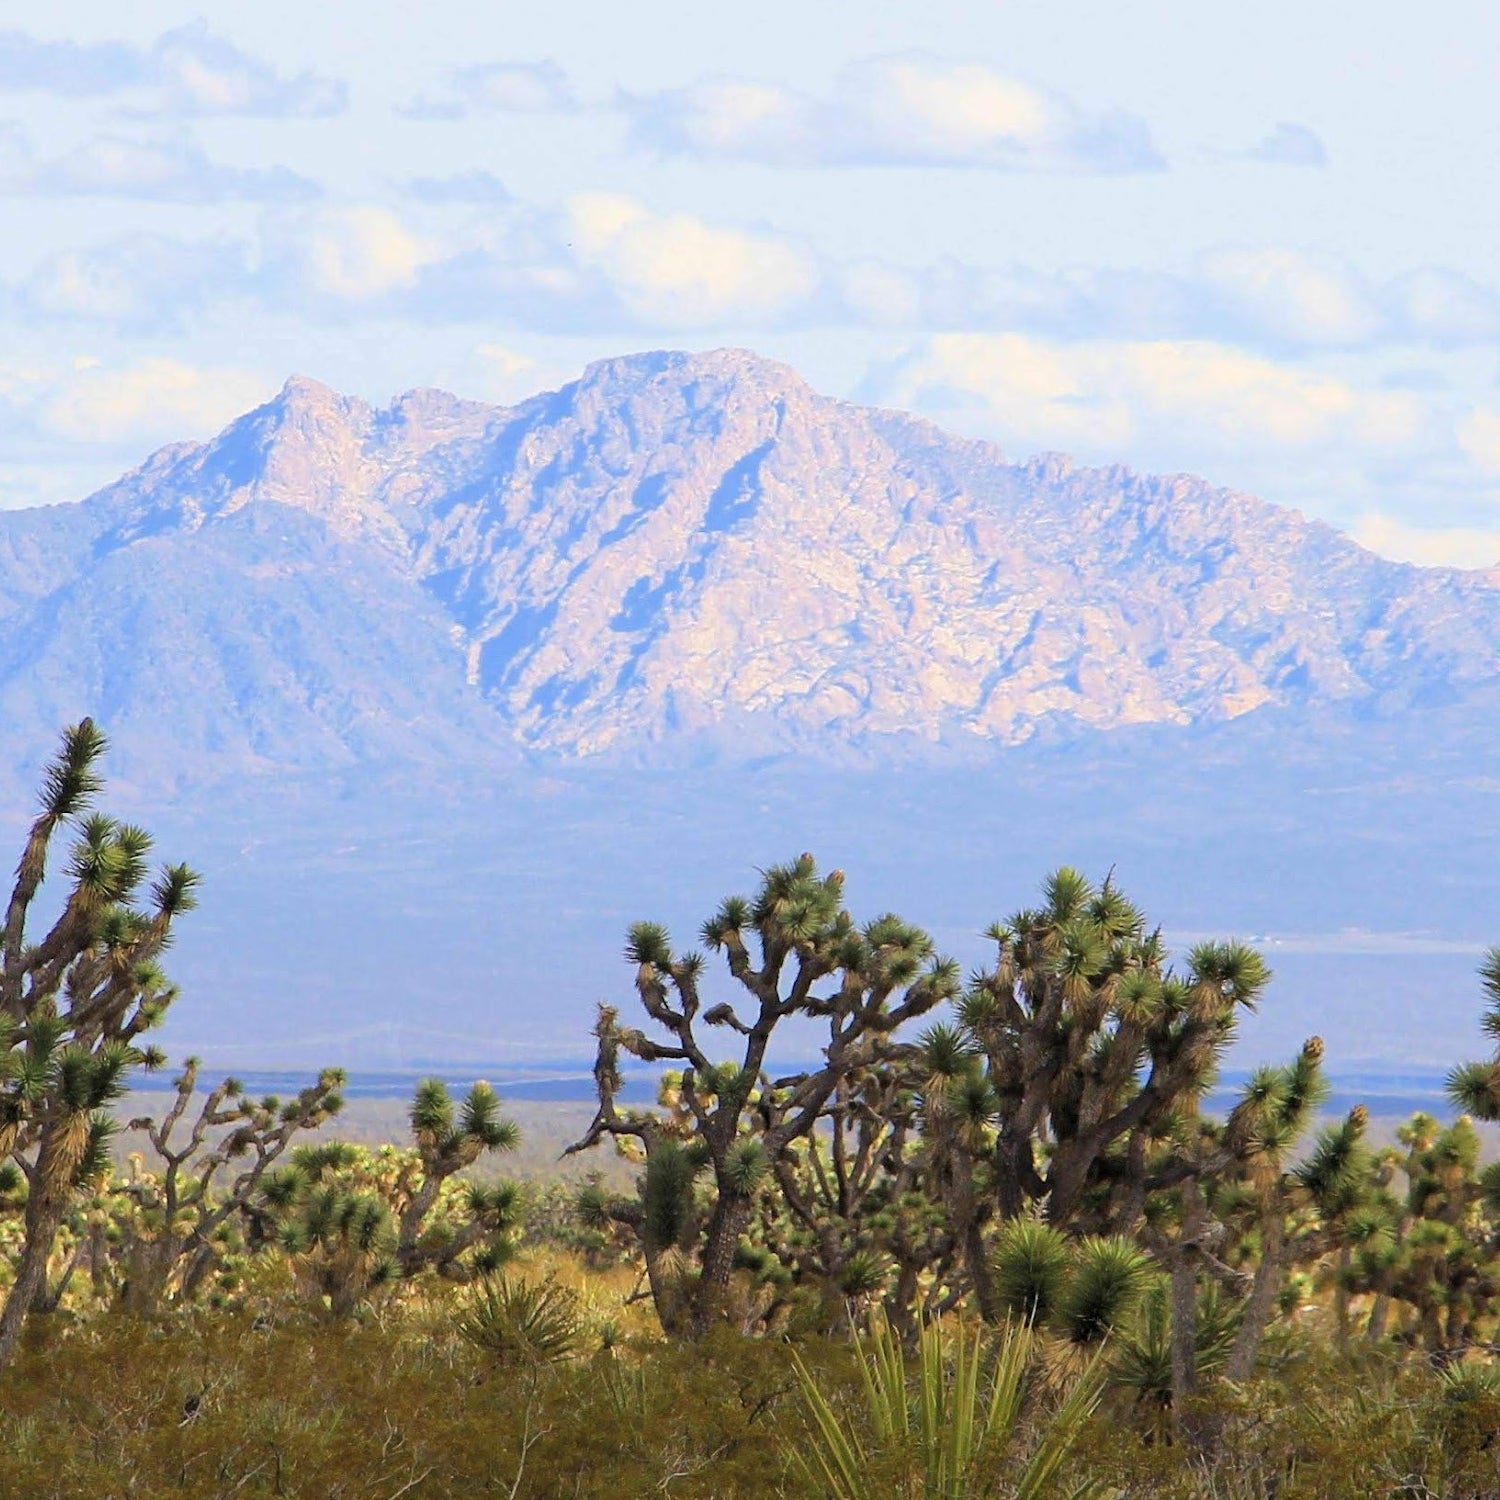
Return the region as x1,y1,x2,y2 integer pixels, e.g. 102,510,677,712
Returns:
113,1095,634,1184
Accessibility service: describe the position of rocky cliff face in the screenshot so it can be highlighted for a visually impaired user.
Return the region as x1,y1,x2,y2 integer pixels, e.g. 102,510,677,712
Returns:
4,347,1498,782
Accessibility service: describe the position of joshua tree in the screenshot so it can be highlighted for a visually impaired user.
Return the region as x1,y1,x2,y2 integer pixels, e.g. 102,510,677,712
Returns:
394,1077,520,1277
1163,1036,1328,1391
273,1168,397,1320
105,1058,346,1311
260,1077,522,1315
1338,950,1500,1353
1280,1102,1375,1353
0,722,198,1372
1335,1111,1500,1355
1447,947,1500,1123
920,867,1336,1421
569,854,959,1337
746,1056,960,1336
955,869,1273,1235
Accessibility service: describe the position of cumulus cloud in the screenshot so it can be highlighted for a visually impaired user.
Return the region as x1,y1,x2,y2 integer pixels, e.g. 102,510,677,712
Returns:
400,170,513,204
39,356,272,444
863,332,1500,565
1384,268,1500,346
279,207,445,300
0,354,271,453
1353,515,1500,569
836,245,1500,353
625,55,1164,172
564,193,820,327
871,332,1422,458
17,236,249,331
468,343,576,404
1457,408,1500,476
1236,122,1328,166
0,23,345,116
0,122,320,202
11,182,1500,356
1194,247,1381,346
402,60,575,120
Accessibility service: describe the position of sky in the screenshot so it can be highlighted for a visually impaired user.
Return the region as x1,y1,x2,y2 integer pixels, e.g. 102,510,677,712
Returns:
3,1,1500,565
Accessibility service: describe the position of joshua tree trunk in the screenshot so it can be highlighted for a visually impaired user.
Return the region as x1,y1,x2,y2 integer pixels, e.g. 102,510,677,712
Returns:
1170,1251,1199,1405
1225,1212,1286,1382
1170,1181,1207,1422
949,1163,995,1322
690,1188,753,1336
1332,1242,1352,1350
0,1172,68,1373
121,1235,184,1314
642,1245,688,1338
33,1235,91,1316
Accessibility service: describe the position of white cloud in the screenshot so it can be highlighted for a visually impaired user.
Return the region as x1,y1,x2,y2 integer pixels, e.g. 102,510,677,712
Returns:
18,236,247,329
0,23,345,116
1236,122,1328,167
1196,248,1381,347
849,245,1500,352
1387,269,1500,345
469,343,575,404
39,357,271,445
284,207,444,300
626,55,1164,173
565,193,819,326
12,190,1500,358
401,170,513,204
872,332,1422,457
403,60,575,119
0,122,319,202
0,355,271,451
1353,515,1500,569
865,334,1500,550
1458,408,1500,476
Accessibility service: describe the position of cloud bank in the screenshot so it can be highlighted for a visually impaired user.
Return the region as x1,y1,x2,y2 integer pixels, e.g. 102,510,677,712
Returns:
0,23,346,117
624,55,1165,172
402,60,576,120
0,122,320,202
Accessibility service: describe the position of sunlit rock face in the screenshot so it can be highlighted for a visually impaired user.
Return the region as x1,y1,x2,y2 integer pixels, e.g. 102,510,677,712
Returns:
3,346,1498,781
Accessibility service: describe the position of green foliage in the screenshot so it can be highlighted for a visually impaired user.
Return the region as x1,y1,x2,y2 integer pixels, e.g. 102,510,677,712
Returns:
991,1221,1149,1347
1057,1236,1152,1346
643,1139,701,1255
0,722,199,1370
1109,1281,1242,1409
789,1309,1115,1499
456,1274,584,1367
992,1219,1070,1325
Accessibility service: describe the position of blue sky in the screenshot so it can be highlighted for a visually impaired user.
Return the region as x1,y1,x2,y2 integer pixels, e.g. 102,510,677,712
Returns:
3,0,1500,564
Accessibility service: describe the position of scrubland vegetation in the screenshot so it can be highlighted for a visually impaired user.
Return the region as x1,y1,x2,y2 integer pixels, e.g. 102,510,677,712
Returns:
4,723,1500,1498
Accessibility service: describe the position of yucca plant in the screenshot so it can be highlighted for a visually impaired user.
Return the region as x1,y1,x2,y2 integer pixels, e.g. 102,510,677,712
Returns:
456,1275,583,1369
1110,1280,1242,1413
789,1308,1117,1499
992,1220,1150,1350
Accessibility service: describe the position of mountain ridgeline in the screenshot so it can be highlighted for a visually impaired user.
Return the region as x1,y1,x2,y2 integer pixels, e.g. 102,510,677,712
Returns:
3,347,1498,786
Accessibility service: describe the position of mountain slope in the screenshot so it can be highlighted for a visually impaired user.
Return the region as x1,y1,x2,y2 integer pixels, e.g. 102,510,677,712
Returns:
3,347,1499,783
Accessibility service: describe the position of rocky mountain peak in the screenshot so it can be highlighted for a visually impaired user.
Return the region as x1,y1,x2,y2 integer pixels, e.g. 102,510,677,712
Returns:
5,348,1500,783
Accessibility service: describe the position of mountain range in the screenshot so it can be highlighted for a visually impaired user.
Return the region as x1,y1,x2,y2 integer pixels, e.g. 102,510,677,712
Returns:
4,348,1500,1070
3,346,1499,788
